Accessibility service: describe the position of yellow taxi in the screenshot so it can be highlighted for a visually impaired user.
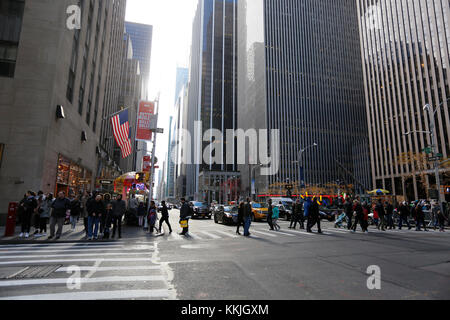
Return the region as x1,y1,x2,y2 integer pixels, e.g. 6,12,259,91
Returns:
251,202,269,221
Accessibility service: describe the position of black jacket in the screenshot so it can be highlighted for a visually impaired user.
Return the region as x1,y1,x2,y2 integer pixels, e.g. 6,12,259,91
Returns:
243,202,252,219
399,205,409,218
310,201,320,218
24,196,38,215
52,198,71,218
375,203,385,217
89,200,105,217
238,205,244,221
112,200,126,217
180,202,191,219
160,205,169,218
70,199,81,216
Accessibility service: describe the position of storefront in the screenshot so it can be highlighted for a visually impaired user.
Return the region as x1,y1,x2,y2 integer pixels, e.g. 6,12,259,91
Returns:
55,154,92,196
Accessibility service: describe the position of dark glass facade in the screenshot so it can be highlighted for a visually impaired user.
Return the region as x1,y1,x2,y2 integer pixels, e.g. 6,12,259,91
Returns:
238,0,371,195
185,0,238,199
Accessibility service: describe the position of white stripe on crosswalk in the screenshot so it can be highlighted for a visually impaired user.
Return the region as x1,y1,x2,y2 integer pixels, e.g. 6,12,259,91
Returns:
279,229,316,236
214,230,239,238
272,230,296,237
251,230,277,237
0,257,152,266
0,247,153,254
188,233,204,240
0,243,123,248
0,289,170,300
199,231,221,239
56,266,161,272
0,276,166,287
0,252,153,259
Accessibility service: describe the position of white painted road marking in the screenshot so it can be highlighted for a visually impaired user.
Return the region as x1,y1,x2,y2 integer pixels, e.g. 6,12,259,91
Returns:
0,275,166,287
0,252,153,259
0,247,153,254
199,231,221,239
214,230,239,238
0,257,153,265
0,289,170,300
251,230,278,237
55,266,161,272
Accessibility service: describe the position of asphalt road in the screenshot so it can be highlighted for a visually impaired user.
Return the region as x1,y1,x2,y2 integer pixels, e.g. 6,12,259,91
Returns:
0,209,449,300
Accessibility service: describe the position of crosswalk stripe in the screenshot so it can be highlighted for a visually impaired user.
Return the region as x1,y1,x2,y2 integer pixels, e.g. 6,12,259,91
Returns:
169,233,183,240
0,276,166,287
199,231,221,239
251,230,277,237
0,257,152,266
0,247,153,254
279,229,316,236
0,252,153,259
0,244,124,250
273,230,296,237
56,266,161,272
214,230,239,238
188,233,204,240
0,289,170,300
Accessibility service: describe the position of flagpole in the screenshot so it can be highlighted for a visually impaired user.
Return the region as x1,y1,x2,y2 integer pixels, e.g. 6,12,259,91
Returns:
146,93,160,216
103,107,130,120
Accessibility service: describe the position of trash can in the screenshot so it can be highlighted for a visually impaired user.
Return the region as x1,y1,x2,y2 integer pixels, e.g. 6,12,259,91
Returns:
5,202,18,237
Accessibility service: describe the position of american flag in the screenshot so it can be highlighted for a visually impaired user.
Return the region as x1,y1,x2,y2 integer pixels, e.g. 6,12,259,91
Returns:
111,109,132,158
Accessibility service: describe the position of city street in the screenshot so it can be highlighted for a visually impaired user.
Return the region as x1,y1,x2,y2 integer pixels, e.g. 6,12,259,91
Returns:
0,210,449,300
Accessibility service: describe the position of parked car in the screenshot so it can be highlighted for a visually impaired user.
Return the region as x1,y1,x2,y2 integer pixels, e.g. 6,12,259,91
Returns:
214,205,239,225
189,201,211,219
251,202,268,221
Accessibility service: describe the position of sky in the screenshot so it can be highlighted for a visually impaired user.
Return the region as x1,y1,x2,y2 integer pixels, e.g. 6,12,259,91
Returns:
125,0,198,184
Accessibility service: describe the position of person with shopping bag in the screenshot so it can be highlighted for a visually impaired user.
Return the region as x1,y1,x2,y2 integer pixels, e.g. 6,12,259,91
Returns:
179,198,192,236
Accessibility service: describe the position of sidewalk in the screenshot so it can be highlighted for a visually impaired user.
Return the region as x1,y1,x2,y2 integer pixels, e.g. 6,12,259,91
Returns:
0,221,154,244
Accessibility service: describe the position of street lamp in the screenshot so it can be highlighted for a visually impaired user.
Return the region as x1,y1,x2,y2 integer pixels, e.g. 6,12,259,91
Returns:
296,142,318,195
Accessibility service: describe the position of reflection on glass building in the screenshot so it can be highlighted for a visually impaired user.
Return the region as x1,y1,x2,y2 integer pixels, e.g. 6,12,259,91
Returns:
185,0,239,201
357,0,450,201
238,0,371,196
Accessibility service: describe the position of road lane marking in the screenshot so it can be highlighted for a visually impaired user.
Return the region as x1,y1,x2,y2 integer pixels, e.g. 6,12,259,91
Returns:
281,229,317,236
0,252,153,259
214,230,239,238
199,231,221,239
187,233,204,240
251,230,278,237
0,247,153,254
0,258,153,265
0,289,170,300
272,230,296,237
55,266,161,272
0,276,166,287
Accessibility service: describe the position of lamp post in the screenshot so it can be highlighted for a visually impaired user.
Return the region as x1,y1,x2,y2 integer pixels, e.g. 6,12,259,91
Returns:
295,143,318,196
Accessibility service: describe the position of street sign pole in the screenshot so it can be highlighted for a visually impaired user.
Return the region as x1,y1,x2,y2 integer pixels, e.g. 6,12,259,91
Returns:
147,94,160,214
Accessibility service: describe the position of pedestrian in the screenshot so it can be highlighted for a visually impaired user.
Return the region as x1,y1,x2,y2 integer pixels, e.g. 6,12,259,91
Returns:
375,199,386,231
344,198,353,230
431,201,440,230
69,195,81,231
100,193,112,235
385,201,395,230
111,194,126,239
19,191,38,238
289,199,302,229
129,194,139,219
137,201,146,227
307,197,322,233
103,203,113,239
48,191,70,240
80,191,89,237
87,194,105,240
415,202,428,231
362,201,370,233
437,206,447,232
272,204,280,231
236,201,245,235
32,191,44,235
147,201,158,234
398,201,412,230
351,199,365,233
158,201,173,234
267,199,274,230
243,198,253,237
37,193,52,237
179,198,191,236
303,198,312,227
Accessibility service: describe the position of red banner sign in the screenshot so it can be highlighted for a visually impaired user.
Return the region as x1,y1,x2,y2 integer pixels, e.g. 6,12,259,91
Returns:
143,156,151,172
135,101,155,141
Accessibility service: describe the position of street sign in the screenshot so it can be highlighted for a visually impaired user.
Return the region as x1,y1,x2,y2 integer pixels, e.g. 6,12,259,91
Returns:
428,156,441,162
151,128,164,134
100,180,113,185
422,147,432,154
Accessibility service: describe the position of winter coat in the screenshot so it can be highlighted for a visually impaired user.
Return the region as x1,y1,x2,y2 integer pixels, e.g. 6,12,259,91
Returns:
180,202,191,220
112,200,126,217
137,205,146,217
160,205,169,218
310,201,320,218
375,203,385,217
272,206,280,219
39,199,52,218
24,196,38,215
243,202,252,219
148,208,157,226
51,198,71,218
303,200,312,217
70,199,82,216
88,200,106,217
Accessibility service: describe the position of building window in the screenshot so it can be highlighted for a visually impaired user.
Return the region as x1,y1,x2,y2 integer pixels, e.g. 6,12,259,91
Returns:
0,0,25,78
0,143,4,169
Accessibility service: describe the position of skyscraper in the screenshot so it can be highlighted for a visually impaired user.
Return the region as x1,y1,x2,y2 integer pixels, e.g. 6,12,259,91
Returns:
184,0,239,202
124,22,153,99
357,0,450,201
238,0,371,197
174,67,189,104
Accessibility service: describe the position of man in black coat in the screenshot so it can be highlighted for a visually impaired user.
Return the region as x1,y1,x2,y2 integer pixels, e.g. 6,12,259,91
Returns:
179,198,192,236
351,200,364,233
20,191,38,238
375,199,386,231
243,198,253,236
344,198,353,230
111,194,126,239
290,199,303,229
307,197,322,234
236,201,245,235
398,202,412,230
158,201,172,234
87,194,105,240
49,191,70,240
267,199,274,230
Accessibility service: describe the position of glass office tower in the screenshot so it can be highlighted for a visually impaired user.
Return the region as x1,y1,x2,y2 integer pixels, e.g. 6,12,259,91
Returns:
357,0,450,201
238,0,371,196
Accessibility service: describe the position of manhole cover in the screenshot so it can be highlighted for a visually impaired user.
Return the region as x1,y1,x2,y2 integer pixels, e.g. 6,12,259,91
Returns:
9,265,62,279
